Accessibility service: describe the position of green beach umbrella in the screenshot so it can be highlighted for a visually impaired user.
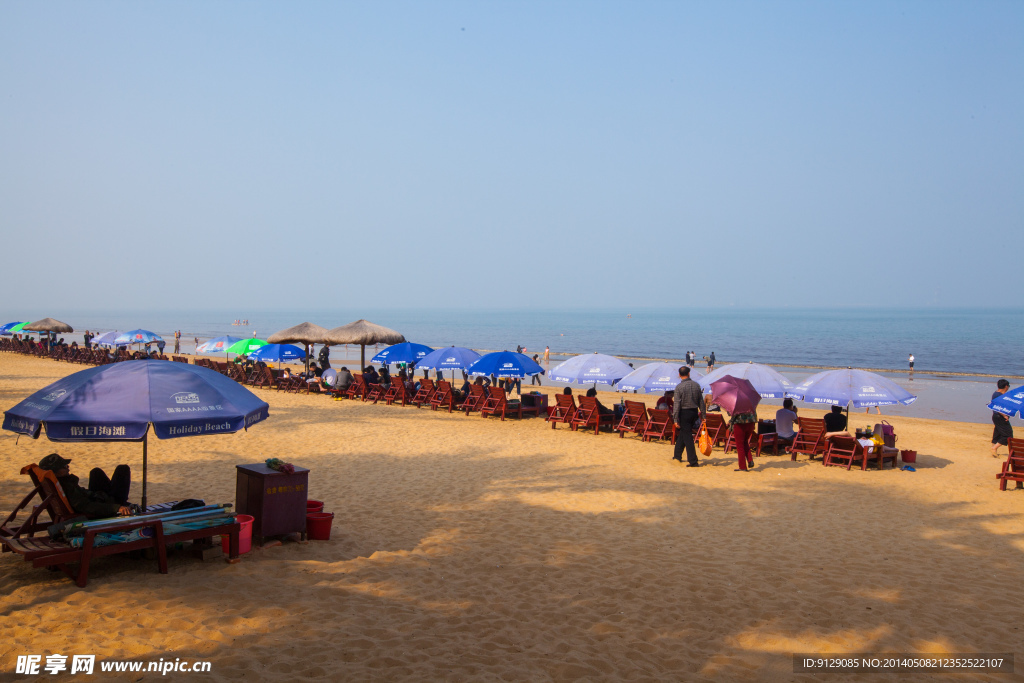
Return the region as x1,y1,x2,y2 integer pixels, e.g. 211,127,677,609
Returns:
226,338,268,356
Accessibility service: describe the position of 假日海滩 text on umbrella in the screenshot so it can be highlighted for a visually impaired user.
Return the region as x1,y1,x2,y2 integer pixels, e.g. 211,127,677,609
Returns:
2,360,269,510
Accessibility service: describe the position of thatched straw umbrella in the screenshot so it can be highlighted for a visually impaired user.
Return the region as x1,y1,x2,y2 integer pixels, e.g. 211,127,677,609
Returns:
267,322,330,372
24,318,74,347
326,319,406,373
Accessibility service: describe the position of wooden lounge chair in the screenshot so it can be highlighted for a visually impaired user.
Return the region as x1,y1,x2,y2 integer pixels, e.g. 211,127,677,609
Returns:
823,434,898,470
788,417,827,461
614,400,649,438
547,394,577,429
997,438,1024,491
642,408,675,443
429,380,457,412
410,378,435,407
365,381,386,404
461,384,487,415
571,396,615,435
480,387,522,421
346,375,367,400
384,379,411,406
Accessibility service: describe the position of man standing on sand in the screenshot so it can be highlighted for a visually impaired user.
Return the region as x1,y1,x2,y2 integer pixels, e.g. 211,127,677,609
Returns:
672,366,706,467
991,379,1014,458
173,330,180,354
908,353,915,377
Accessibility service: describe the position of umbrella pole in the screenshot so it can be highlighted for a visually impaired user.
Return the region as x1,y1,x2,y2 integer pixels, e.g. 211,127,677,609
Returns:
360,345,366,373
141,430,148,512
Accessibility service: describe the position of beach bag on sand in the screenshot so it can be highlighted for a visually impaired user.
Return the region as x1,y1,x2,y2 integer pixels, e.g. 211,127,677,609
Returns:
698,423,713,457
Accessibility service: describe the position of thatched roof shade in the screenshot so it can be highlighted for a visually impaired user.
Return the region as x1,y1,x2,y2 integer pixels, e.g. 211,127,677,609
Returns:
24,318,74,333
267,322,331,345
326,319,405,346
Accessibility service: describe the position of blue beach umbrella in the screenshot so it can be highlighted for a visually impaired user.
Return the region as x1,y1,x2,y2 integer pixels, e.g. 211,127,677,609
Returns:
247,343,306,363
196,336,243,355
2,360,269,509
467,351,544,379
91,331,124,348
416,346,482,371
988,387,1024,418
371,342,435,366
0,321,28,335
698,362,794,399
786,368,917,408
618,362,705,393
548,352,633,387
115,329,164,346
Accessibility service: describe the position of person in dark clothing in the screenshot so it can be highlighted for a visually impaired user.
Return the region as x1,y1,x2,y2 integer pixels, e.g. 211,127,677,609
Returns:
824,405,847,433
585,387,613,415
38,453,131,519
364,366,380,386
378,365,391,386
672,366,707,467
531,355,543,385
335,367,354,391
991,379,1014,457
318,345,331,370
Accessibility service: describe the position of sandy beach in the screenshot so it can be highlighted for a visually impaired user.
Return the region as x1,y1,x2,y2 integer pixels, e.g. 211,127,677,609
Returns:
1,353,1021,681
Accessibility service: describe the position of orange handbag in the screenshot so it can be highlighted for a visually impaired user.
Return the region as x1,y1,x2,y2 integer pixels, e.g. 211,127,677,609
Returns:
698,422,713,456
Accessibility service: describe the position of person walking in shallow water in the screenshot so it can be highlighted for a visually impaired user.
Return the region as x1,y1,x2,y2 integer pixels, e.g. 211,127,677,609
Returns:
908,353,915,378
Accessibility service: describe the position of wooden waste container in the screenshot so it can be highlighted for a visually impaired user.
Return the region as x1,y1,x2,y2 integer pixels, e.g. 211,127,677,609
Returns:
235,463,309,545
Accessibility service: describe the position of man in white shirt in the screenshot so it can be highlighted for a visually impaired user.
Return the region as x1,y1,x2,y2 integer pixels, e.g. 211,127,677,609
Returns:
775,398,798,445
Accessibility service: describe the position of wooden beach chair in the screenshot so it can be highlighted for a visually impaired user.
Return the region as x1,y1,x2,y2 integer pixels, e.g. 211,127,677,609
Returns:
571,396,615,435
788,417,827,461
384,379,411,406
461,384,487,415
642,408,675,443
694,413,728,448
997,438,1024,491
480,387,522,421
822,435,897,470
365,381,386,404
429,380,457,412
411,378,435,407
346,375,367,400
614,400,649,438
547,394,577,430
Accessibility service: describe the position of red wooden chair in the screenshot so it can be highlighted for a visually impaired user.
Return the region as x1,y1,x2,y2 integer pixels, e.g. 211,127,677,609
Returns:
480,387,522,421
997,438,1024,490
642,408,675,443
788,417,827,461
429,380,456,412
346,375,367,400
825,434,899,471
365,381,386,403
461,384,488,415
614,400,649,438
571,396,615,435
411,378,435,407
547,394,577,429
385,379,412,406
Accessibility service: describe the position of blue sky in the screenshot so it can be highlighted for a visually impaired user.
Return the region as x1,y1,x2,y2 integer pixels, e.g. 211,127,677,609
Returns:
1,1,1021,310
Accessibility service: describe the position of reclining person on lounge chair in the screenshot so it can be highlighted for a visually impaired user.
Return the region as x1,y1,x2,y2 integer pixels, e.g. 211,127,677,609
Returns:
39,453,133,519
585,387,614,416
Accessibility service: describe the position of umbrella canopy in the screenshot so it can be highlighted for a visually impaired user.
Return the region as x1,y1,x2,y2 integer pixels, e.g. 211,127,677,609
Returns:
709,376,761,415
372,342,434,366
988,387,1024,418
326,319,406,372
90,331,123,348
226,338,268,355
698,362,794,399
416,346,482,371
267,322,331,345
196,336,243,354
0,321,28,335
786,368,917,408
24,318,74,333
617,362,705,393
548,353,633,386
115,329,164,345
467,351,544,379
247,343,306,363
2,360,269,509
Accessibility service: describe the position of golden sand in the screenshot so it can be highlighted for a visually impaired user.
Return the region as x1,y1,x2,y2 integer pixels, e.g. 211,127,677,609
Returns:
0,353,1021,681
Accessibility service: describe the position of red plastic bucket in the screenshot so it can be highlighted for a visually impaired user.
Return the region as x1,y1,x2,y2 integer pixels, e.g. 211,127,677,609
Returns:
901,450,917,464
306,512,334,541
306,500,324,513
222,514,254,555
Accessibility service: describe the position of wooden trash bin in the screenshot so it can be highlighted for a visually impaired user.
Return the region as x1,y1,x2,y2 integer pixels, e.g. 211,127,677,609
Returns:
235,463,309,545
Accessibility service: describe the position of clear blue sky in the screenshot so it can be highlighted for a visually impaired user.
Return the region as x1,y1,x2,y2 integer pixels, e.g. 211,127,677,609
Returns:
1,1,1021,310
